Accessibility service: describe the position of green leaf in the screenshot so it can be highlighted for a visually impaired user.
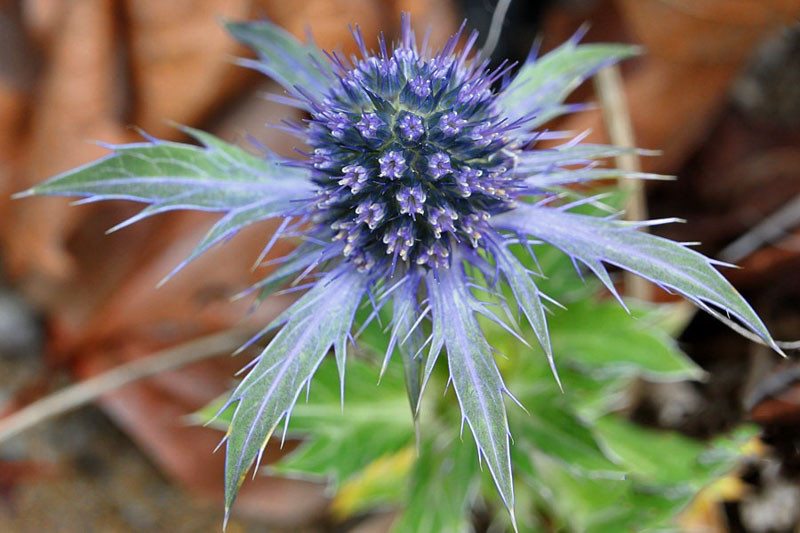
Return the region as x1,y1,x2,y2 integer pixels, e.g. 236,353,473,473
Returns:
499,39,640,127
519,418,754,531
332,446,415,519
222,268,367,520
493,295,699,409
592,416,743,488
268,357,413,487
520,450,690,533
557,367,633,422
549,300,704,381
510,398,625,479
391,434,481,533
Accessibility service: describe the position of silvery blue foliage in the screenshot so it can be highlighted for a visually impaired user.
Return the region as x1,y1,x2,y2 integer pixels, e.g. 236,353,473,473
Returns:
18,14,779,527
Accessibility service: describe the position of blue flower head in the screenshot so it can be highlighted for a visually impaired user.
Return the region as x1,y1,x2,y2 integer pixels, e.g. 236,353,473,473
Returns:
306,25,521,276
17,14,780,527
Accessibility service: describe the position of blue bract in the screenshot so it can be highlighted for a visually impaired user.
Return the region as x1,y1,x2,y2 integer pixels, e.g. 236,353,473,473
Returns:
17,14,779,527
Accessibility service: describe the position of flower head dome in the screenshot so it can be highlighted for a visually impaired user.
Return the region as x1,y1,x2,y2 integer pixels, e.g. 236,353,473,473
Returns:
20,14,780,527
305,22,517,273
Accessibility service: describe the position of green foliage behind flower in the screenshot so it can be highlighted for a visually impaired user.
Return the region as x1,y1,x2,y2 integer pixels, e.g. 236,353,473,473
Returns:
200,244,753,532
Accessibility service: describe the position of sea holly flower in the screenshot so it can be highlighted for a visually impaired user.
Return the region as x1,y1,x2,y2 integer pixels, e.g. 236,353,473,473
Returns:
378,150,408,179
398,112,425,141
428,152,452,179
15,14,780,527
439,111,467,135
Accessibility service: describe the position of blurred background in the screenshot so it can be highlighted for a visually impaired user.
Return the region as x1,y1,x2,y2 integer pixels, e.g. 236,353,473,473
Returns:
0,0,800,531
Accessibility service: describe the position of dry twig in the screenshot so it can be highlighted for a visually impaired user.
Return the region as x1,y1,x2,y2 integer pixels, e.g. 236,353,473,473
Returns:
0,328,255,443
595,63,651,301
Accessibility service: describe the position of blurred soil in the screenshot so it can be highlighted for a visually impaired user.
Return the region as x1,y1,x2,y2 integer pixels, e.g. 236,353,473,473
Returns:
0,407,276,533
0,291,318,533
1,0,800,531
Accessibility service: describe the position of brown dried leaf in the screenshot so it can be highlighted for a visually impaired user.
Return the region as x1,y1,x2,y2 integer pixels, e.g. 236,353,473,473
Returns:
0,459,57,506
390,0,460,49
123,0,254,137
258,0,387,56
617,0,800,64
0,81,28,227
69,214,297,349
549,0,800,174
3,0,134,287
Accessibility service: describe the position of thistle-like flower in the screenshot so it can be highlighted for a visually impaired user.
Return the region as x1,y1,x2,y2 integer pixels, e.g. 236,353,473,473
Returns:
17,15,779,526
